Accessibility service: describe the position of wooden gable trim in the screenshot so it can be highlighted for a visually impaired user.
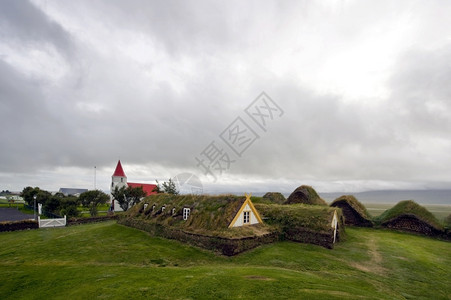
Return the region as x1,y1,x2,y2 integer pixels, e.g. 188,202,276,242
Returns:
228,193,263,228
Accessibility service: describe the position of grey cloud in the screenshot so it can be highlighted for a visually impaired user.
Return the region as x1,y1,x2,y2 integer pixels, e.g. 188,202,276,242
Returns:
1,1,451,193
0,59,66,172
0,0,74,58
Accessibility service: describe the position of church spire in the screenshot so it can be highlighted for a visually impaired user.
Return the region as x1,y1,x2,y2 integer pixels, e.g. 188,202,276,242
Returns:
112,160,126,177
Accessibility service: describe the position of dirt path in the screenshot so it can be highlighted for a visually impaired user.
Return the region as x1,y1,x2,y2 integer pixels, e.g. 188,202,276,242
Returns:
350,237,386,275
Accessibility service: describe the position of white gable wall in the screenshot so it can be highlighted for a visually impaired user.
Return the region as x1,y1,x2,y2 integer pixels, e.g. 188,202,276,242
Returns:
231,203,260,227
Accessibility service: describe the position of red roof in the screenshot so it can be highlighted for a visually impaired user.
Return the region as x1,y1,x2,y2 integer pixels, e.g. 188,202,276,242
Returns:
127,182,157,196
113,160,126,177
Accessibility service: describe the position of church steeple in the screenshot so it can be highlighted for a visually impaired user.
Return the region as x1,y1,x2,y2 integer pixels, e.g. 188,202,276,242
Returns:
111,160,127,192
112,160,126,177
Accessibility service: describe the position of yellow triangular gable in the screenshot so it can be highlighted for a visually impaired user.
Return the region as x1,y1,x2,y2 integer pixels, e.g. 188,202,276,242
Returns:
228,193,263,228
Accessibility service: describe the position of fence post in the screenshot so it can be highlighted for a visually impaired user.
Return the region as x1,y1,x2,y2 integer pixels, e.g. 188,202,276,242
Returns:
38,216,40,228
64,215,67,226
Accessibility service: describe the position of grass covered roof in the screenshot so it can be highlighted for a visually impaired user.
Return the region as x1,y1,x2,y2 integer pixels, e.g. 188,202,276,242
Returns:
377,200,443,230
255,203,342,232
125,194,272,238
330,195,372,219
262,192,286,204
285,185,327,206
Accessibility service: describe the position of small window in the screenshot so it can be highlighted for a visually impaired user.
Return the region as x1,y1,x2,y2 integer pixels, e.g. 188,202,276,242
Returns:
243,211,250,224
121,178,123,182
183,208,190,220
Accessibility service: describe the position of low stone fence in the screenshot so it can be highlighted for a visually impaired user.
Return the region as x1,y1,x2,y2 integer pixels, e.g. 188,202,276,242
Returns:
67,215,118,226
119,218,280,256
284,227,336,249
0,219,38,232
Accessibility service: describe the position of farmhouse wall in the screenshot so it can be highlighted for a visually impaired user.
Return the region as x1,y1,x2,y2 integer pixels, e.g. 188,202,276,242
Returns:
119,218,280,256
382,214,443,236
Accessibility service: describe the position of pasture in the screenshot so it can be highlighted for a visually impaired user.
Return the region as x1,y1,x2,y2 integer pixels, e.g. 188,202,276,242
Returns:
0,221,450,299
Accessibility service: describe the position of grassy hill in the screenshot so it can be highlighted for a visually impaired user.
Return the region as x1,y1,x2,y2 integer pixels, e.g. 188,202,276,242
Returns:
0,221,450,299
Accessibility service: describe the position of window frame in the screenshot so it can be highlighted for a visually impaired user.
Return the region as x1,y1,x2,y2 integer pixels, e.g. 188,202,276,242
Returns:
243,211,250,224
183,207,191,220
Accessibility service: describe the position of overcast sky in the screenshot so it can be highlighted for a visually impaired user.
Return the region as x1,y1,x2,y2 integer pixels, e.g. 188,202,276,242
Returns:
1,0,451,195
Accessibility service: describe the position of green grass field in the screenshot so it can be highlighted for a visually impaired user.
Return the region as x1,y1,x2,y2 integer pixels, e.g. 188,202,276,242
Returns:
0,221,450,299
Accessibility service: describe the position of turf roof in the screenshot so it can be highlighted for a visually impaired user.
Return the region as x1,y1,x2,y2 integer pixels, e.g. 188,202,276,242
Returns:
125,194,272,238
330,195,372,220
262,192,286,204
377,200,443,230
285,185,328,206
255,203,342,232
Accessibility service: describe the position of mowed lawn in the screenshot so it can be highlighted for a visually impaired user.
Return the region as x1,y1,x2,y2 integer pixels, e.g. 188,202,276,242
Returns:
0,221,450,299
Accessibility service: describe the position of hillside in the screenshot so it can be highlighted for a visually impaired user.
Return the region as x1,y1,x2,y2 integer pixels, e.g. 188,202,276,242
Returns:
0,221,450,299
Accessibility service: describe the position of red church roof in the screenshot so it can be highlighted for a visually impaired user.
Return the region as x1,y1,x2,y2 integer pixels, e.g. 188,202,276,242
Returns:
113,160,126,177
127,182,157,196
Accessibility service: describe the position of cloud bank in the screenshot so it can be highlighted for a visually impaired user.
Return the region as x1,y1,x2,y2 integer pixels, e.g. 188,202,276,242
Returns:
1,0,450,194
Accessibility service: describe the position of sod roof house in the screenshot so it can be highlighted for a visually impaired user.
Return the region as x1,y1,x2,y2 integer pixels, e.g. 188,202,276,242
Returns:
126,193,264,233
110,160,157,211
121,193,345,254
121,194,274,255
285,185,327,206
378,200,444,237
255,203,344,248
262,192,286,204
330,195,373,227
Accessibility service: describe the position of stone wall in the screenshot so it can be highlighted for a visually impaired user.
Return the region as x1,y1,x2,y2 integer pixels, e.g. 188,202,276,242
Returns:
119,218,280,256
0,220,38,232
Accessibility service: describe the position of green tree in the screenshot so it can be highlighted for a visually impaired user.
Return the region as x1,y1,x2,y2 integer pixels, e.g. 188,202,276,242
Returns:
79,190,109,216
152,180,163,193
20,186,40,206
43,196,61,215
111,186,127,211
127,186,146,207
162,178,179,195
35,190,52,208
59,196,81,218
111,185,146,211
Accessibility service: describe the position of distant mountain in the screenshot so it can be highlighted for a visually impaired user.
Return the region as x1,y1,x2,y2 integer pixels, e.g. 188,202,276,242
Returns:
320,189,451,205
